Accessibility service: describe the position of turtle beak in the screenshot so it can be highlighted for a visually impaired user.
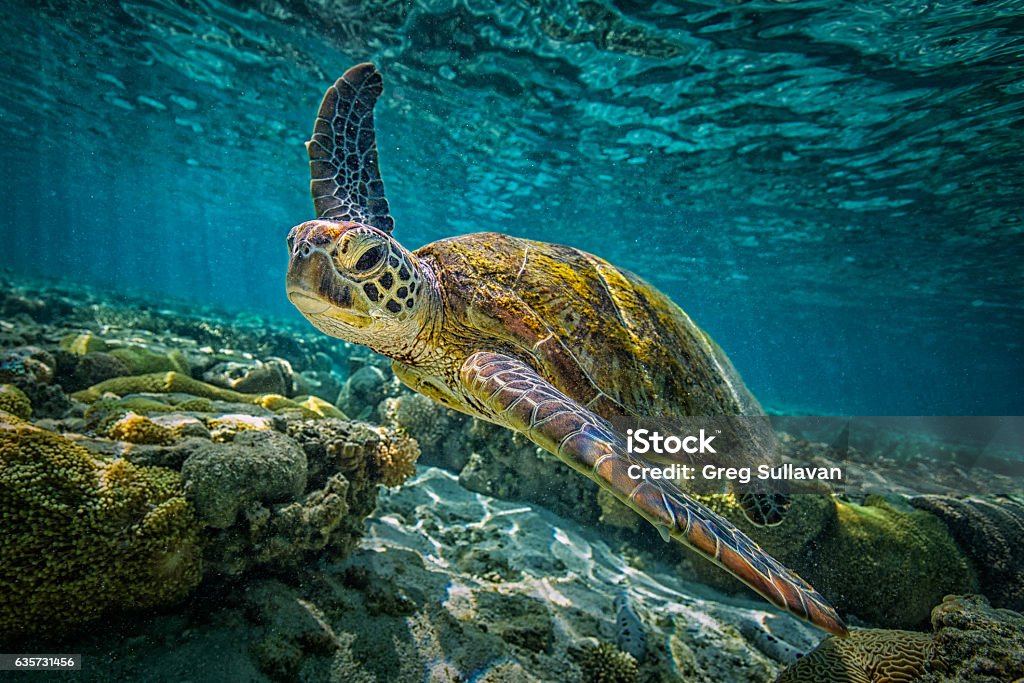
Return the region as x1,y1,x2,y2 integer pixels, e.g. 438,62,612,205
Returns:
287,289,331,316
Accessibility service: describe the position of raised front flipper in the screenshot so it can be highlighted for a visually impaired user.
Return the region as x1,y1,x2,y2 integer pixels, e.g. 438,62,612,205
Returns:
306,63,395,233
460,351,848,636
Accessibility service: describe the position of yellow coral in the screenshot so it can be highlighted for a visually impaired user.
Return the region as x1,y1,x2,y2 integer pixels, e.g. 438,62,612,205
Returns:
59,332,109,355
106,412,179,445
73,372,306,415
0,416,202,639
207,414,273,442
297,395,348,419
0,384,32,419
373,429,421,487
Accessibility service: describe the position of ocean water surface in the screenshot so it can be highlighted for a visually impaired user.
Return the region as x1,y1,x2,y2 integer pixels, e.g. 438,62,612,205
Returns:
1,0,1021,415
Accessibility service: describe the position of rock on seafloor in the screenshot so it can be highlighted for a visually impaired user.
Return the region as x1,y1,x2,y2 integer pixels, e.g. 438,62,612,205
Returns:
7,466,828,682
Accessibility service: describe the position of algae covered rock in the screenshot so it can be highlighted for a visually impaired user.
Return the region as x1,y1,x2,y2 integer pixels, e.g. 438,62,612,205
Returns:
812,497,979,628
203,359,288,396
0,414,203,640
921,594,1024,683
689,494,977,629
71,351,131,389
181,430,308,528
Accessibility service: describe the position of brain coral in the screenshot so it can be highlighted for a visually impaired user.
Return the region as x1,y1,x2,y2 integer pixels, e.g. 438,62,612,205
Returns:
0,413,203,640
778,594,1024,683
776,629,937,683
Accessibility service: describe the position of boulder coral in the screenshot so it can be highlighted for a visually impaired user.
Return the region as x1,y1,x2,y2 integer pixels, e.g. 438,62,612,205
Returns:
0,384,32,419
0,412,203,640
688,494,978,629
200,419,393,576
180,430,308,529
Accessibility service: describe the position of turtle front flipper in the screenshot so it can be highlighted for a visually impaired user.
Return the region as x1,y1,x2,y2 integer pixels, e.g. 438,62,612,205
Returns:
306,63,395,233
460,351,848,637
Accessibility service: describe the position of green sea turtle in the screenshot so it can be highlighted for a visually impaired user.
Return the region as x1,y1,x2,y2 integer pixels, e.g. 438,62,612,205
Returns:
285,63,847,636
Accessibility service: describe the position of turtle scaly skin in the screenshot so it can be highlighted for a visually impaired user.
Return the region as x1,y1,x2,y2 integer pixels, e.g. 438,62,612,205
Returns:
285,63,847,636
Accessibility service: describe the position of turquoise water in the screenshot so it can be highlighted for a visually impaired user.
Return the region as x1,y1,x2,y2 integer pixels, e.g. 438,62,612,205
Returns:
1,0,1021,415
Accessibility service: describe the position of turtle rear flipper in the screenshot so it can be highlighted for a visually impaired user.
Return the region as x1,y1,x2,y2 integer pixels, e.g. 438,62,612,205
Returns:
306,62,394,233
460,350,848,637
738,492,792,527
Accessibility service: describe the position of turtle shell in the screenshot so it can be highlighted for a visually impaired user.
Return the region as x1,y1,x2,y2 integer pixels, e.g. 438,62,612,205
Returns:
416,232,764,423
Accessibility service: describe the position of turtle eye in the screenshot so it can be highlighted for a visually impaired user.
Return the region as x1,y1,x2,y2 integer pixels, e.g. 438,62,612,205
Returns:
355,244,387,272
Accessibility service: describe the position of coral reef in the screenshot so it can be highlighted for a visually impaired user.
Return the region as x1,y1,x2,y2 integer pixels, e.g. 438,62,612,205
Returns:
381,390,449,451
598,488,641,530
778,594,1024,683
203,359,288,396
59,332,109,355
245,579,347,681
813,497,978,627
337,364,390,420
106,412,181,445
458,422,602,526
775,628,936,683
109,345,190,375
910,494,1024,612
689,495,978,629
920,594,1024,683
202,419,391,576
71,351,131,390
0,383,32,419
373,427,421,487
0,346,70,417
576,642,639,683
71,370,311,416
206,413,275,442
298,394,347,419
0,414,203,640
181,430,308,528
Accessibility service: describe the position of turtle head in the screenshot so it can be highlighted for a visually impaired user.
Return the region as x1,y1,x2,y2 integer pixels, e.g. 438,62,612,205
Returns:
286,219,430,351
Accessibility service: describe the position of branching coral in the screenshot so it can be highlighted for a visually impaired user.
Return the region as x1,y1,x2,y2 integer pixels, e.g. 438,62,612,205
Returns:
0,416,203,640
373,428,421,487
577,642,639,683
